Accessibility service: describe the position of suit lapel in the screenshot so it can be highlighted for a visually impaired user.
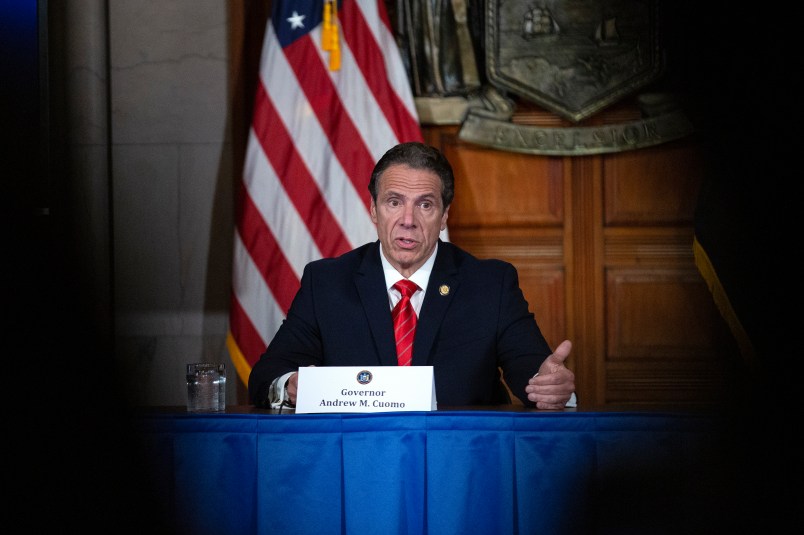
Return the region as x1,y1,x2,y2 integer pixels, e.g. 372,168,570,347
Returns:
355,242,398,366
413,243,460,365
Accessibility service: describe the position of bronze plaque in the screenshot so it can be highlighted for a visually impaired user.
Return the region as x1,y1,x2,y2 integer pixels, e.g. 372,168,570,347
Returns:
485,0,662,122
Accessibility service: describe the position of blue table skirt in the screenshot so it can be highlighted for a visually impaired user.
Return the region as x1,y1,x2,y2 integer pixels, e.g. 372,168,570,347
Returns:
131,409,734,535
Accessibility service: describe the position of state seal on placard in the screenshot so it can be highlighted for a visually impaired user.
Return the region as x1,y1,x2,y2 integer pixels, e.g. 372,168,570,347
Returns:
485,0,662,123
356,370,373,385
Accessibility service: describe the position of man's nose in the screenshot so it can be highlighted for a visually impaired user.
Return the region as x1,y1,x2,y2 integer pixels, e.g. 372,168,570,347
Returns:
400,203,416,225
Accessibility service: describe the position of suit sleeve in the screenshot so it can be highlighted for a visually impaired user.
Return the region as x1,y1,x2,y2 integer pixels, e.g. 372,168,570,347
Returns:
495,262,553,406
247,263,325,406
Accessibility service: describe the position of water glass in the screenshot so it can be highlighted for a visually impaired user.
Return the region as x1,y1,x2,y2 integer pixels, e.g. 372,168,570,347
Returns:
186,363,226,412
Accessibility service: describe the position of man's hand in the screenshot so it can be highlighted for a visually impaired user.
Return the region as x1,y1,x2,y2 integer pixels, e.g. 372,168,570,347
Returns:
525,340,575,410
287,372,299,405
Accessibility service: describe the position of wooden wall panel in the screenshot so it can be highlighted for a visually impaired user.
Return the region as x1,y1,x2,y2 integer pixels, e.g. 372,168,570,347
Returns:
605,268,735,359
517,266,566,350
603,142,704,225
598,136,739,406
422,119,741,409
604,228,696,267
605,360,736,404
441,140,564,228
566,155,604,405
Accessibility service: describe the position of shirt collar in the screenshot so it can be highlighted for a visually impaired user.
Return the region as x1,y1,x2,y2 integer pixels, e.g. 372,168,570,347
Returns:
379,242,438,294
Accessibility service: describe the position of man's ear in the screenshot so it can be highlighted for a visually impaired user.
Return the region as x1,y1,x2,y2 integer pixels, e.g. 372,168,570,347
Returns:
370,200,378,224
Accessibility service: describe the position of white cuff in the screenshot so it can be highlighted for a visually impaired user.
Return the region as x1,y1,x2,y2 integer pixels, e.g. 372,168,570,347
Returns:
268,371,296,409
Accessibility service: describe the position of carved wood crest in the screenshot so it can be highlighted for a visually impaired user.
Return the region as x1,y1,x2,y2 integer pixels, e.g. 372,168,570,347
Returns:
485,0,662,123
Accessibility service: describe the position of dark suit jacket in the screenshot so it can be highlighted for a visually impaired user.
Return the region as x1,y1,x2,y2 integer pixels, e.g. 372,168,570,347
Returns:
248,240,553,407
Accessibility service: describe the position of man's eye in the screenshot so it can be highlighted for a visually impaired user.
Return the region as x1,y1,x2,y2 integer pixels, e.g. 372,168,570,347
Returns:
420,202,432,209
388,199,400,207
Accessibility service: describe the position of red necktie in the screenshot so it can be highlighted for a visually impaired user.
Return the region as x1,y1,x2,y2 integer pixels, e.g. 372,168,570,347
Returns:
392,279,419,366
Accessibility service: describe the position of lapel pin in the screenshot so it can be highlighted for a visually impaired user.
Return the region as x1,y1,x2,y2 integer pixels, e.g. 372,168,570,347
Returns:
439,284,450,296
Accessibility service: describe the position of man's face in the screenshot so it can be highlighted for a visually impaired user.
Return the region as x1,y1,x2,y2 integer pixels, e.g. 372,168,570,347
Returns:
370,164,449,278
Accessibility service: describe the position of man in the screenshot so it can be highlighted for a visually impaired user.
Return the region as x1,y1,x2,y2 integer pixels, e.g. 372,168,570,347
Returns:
248,142,576,409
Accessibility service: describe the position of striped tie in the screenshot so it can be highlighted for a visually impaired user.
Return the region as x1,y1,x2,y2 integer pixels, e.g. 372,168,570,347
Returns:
392,280,419,366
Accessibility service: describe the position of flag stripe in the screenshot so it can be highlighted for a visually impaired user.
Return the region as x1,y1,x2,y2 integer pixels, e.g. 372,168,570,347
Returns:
228,287,270,369
238,188,300,313
230,231,283,364
229,0,424,386
283,34,378,213
253,81,352,259
261,20,378,249
340,0,422,144
242,133,315,282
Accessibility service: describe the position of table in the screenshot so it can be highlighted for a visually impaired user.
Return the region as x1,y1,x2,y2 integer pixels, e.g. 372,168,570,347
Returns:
130,406,739,535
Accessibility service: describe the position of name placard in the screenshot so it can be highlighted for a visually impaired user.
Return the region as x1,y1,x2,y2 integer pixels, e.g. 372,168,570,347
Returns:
295,366,437,414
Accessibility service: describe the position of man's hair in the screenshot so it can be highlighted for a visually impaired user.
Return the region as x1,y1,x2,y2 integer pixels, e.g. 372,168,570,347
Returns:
368,142,455,208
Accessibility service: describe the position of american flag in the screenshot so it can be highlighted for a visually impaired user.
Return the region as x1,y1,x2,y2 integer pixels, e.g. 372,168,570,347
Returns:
227,0,424,386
